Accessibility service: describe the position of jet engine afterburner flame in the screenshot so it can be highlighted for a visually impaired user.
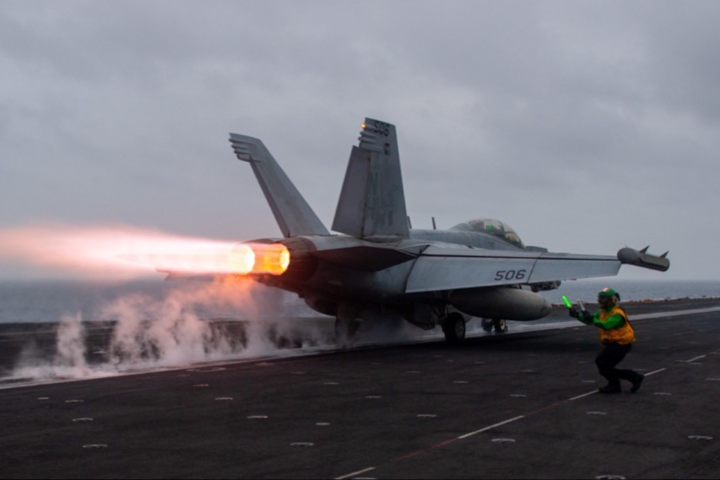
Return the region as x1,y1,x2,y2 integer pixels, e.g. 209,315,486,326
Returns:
251,243,290,275
120,243,290,276
226,243,290,275
0,224,290,278
229,244,255,275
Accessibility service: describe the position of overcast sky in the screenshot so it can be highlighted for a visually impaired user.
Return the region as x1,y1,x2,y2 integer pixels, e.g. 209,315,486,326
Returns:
1,0,718,280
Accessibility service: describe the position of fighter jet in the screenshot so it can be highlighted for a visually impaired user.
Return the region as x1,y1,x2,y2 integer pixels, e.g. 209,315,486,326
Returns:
163,118,671,346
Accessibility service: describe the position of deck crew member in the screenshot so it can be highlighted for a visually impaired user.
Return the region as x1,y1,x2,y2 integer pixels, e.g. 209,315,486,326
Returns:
569,287,645,394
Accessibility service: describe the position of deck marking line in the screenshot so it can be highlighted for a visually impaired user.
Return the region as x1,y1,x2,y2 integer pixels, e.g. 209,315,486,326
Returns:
458,415,525,440
569,367,668,400
394,438,457,461
685,355,707,363
569,390,597,401
335,467,376,479
522,401,566,416
631,306,720,320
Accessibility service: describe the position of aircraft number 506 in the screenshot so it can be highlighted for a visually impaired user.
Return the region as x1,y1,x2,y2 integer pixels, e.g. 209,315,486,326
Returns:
494,269,527,281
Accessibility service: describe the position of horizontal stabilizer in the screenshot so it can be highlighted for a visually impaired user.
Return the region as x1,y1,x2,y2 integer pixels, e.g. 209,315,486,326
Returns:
311,245,417,272
229,133,329,238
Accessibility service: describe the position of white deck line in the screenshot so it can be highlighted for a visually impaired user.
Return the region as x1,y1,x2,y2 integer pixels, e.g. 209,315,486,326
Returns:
457,415,526,440
335,467,376,480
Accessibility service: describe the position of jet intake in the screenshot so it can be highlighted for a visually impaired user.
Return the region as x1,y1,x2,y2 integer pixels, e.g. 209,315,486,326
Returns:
449,287,551,321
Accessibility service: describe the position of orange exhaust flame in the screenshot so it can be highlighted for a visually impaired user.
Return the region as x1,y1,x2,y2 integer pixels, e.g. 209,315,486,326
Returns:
0,223,290,278
252,243,290,275
121,243,290,276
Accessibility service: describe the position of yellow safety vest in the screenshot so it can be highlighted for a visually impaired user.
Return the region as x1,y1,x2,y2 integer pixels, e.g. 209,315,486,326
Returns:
597,306,635,345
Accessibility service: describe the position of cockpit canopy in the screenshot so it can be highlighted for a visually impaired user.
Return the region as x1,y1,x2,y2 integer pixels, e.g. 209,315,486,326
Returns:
452,218,525,248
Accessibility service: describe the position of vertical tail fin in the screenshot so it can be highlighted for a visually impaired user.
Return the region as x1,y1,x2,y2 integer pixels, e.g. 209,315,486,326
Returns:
229,133,329,238
332,118,409,239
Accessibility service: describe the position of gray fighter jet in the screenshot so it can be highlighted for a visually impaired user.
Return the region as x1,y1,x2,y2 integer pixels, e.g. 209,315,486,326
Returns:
178,118,671,346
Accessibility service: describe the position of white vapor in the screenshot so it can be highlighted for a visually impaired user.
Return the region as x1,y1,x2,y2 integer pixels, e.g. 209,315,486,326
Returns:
12,278,330,380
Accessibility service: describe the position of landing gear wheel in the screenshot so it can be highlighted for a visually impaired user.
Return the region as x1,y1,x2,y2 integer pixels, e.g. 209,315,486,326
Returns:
493,318,508,333
443,313,466,344
481,318,494,333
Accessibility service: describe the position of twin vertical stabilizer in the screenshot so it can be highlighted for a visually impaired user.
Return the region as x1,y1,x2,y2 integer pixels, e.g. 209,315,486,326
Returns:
230,117,409,241
229,134,330,238
332,118,409,239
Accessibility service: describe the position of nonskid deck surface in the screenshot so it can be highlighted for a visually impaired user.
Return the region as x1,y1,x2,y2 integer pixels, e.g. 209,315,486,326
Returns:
0,298,718,479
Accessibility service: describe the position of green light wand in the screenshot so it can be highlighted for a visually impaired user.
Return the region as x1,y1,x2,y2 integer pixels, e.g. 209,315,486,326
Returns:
562,295,585,312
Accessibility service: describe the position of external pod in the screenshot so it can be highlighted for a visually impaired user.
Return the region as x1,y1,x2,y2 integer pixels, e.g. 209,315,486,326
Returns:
449,287,552,321
617,247,670,272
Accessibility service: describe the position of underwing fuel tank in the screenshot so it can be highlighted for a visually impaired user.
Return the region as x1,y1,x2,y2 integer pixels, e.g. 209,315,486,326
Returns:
449,287,552,321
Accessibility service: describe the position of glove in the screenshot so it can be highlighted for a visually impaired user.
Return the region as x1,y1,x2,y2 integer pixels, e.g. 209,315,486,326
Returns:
569,307,581,319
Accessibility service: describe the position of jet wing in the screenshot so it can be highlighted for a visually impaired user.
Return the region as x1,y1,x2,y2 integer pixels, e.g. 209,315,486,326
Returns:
405,246,620,293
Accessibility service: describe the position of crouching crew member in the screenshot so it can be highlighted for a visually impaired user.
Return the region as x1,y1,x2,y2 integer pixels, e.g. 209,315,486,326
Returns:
570,287,645,394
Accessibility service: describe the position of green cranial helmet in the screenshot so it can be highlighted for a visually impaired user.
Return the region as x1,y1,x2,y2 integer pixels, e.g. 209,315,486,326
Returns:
598,287,621,301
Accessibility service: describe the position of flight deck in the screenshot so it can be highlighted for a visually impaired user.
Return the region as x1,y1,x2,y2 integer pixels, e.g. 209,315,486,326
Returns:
0,298,719,479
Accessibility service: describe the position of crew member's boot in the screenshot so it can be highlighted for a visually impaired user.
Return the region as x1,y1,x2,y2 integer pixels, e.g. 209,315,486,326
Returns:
631,373,645,393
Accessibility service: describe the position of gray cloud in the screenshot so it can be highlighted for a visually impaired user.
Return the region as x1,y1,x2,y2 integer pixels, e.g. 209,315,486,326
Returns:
1,0,718,279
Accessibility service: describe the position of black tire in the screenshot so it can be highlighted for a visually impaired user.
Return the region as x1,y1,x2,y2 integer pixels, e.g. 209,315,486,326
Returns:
443,313,466,344
481,318,493,333
493,318,508,333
